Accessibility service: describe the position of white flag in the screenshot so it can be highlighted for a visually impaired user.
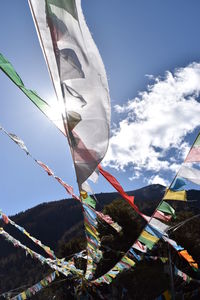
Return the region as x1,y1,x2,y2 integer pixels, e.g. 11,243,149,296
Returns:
29,0,110,189
178,165,200,186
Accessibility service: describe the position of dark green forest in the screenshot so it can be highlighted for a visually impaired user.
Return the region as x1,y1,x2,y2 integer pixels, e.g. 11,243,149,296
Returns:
1,184,200,299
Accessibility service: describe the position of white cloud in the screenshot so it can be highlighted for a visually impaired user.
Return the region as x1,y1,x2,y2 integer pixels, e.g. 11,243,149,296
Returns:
148,175,169,187
103,62,200,184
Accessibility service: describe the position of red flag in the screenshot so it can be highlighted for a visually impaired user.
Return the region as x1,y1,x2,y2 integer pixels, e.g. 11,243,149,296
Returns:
98,165,138,211
2,214,9,224
36,160,54,176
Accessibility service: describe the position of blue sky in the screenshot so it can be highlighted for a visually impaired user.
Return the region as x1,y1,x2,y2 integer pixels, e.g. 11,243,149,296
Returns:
1,1,200,215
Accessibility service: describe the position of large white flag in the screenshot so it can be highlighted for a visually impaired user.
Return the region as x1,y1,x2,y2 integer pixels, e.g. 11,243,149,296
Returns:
178,165,200,186
28,0,110,189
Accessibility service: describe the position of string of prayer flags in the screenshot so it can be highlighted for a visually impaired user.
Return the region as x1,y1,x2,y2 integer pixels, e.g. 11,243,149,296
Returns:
35,160,120,231
136,218,169,252
92,195,193,286
92,209,194,285
96,211,122,232
0,125,78,201
174,266,192,283
10,272,57,300
121,255,136,268
0,210,56,259
81,189,121,278
93,131,200,287
0,227,83,278
83,204,102,280
162,236,199,270
178,165,200,186
147,256,198,283
185,133,200,162
29,0,111,190
0,124,120,231
0,53,65,135
163,189,187,201
94,218,171,284
55,175,81,201
93,253,136,285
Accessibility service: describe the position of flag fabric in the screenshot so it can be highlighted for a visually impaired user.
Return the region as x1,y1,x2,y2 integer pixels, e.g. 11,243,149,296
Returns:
98,165,137,210
163,290,172,300
28,0,110,189
80,191,96,209
83,204,102,280
36,160,54,176
0,53,65,135
178,165,200,186
157,201,176,218
174,266,192,283
171,177,186,191
148,218,169,234
133,240,147,253
162,236,184,251
155,290,172,300
186,133,200,162
8,133,29,155
163,189,187,201
179,250,198,269
10,272,57,300
138,230,159,250
154,210,172,222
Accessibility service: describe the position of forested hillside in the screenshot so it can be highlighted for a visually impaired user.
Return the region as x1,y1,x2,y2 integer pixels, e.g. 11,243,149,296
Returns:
1,184,200,299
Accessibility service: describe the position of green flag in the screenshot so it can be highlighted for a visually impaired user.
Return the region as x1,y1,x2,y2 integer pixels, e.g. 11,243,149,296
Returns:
0,53,65,135
82,195,96,209
157,201,176,218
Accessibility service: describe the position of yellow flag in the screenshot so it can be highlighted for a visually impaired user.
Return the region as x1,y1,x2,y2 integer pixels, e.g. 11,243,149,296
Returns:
122,256,136,267
163,189,187,201
141,230,159,244
21,291,27,300
163,290,172,300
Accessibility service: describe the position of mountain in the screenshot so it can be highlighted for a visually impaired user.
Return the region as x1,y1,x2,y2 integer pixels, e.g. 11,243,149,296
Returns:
1,184,200,298
0,184,165,258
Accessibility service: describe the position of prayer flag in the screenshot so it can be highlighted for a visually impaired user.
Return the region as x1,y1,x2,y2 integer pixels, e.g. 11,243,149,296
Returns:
138,230,159,250
8,133,29,155
179,250,198,269
133,240,147,253
186,133,200,162
157,201,176,218
171,177,186,191
154,210,172,222
80,191,96,208
148,218,169,234
0,53,65,134
178,165,200,186
29,0,110,189
163,189,187,201
36,160,54,176
98,165,137,210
